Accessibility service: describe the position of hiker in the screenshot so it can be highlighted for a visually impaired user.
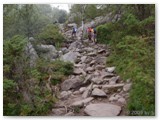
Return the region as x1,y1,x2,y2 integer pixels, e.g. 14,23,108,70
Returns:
92,26,97,43
72,26,77,38
87,27,92,40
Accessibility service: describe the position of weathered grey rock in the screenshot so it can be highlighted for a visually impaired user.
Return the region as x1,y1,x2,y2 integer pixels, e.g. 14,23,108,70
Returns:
98,49,106,53
84,103,121,116
102,84,124,89
91,88,107,97
25,42,39,67
91,77,103,84
79,87,87,94
109,76,120,85
90,60,96,66
60,51,79,63
84,47,94,52
52,108,66,115
73,68,82,75
82,83,93,98
83,74,92,84
59,91,72,100
94,71,101,76
95,57,106,65
61,76,84,91
95,65,105,70
101,71,114,78
109,96,118,102
71,97,94,107
86,67,95,73
36,44,58,60
81,56,87,63
65,112,75,116
123,83,132,92
106,67,116,73
88,52,97,56
117,97,126,105
68,41,82,50
73,90,80,95
61,47,69,54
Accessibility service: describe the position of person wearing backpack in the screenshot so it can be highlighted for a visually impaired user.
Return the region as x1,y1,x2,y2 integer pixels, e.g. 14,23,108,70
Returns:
72,26,77,38
87,27,92,40
92,27,97,43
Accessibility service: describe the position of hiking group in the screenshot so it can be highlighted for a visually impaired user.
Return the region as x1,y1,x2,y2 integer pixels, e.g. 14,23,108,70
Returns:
71,25,97,43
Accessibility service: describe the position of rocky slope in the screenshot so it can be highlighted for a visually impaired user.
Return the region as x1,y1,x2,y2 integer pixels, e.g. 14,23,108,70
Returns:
50,30,132,116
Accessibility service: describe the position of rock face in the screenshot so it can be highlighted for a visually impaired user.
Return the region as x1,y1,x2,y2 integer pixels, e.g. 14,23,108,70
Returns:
60,51,79,63
36,45,58,60
25,42,39,67
84,103,121,116
61,76,84,91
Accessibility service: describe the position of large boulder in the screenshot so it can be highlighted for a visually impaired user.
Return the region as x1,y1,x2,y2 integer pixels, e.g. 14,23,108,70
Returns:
36,45,58,60
84,103,121,116
25,42,39,67
60,51,79,63
61,76,84,91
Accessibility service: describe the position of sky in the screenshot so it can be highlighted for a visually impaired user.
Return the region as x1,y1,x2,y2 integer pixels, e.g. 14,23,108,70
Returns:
51,4,71,13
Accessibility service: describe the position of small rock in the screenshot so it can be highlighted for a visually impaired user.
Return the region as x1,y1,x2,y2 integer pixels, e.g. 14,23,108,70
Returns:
106,67,116,73
100,71,114,78
86,67,95,73
91,77,103,84
71,97,94,107
81,56,87,63
90,60,96,66
109,96,118,102
65,112,75,116
88,52,97,56
79,87,87,94
98,49,106,53
73,90,80,95
52,108,66,115
91,88,107,97
109,76,120,85
117,97,126,105
73,68,82,75
123,83,132,92
95,65,105,70
84,103,121,116
61,76,84,91
82,83,93,98
59,91,72,100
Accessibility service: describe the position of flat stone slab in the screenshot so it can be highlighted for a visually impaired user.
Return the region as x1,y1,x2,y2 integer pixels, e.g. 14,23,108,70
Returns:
71,97,94,107
84,103,121,116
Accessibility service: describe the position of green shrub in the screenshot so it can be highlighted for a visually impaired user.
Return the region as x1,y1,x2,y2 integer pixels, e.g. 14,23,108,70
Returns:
97,13,155,116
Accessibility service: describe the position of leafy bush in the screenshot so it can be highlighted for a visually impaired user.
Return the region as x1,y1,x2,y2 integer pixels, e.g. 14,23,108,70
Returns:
97,13,155,116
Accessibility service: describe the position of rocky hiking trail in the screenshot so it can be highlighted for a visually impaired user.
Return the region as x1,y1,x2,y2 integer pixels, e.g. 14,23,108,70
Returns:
50,29,132,116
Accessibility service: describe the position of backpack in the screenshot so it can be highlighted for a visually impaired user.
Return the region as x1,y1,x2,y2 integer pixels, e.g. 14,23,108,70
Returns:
73,27,76,32
93,28,96,34
88,27,92,32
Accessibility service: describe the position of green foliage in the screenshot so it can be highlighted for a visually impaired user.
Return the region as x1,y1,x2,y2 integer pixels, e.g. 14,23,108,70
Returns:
97,11,155,116
36,24,64,47
36,59,73,85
